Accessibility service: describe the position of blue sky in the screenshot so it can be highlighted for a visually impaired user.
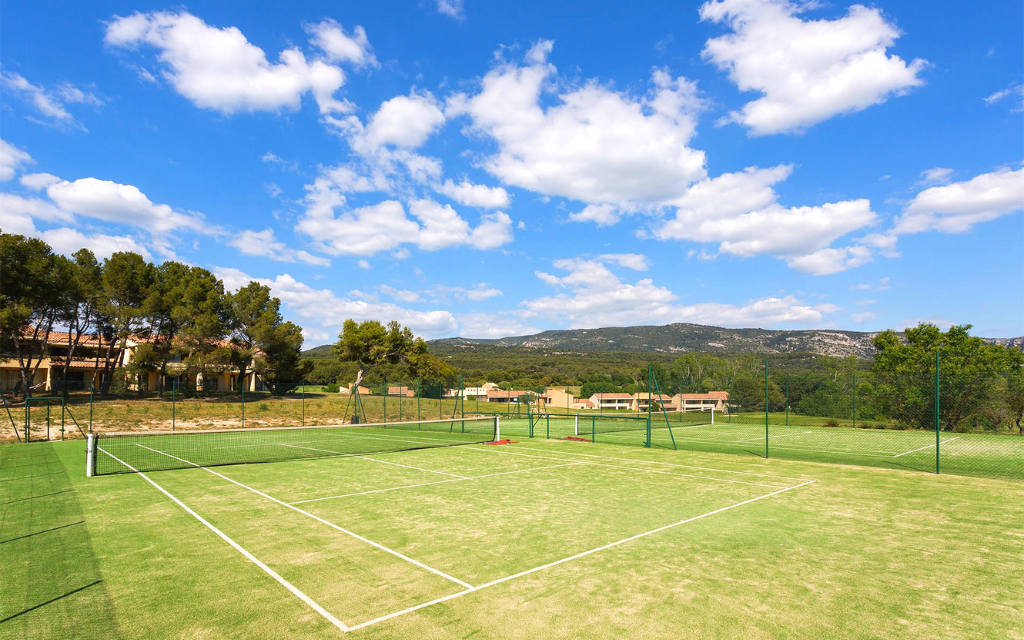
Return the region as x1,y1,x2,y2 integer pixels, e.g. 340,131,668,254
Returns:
1,0,1021,345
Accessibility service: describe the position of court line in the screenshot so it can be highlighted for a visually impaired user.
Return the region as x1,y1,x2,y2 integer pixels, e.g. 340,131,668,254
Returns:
134,444,475,590
892,437,961,458
347,479,816,632
734,431,813,444
289,462,585,505
278,443,468,479
503,443,809,481
461,446,787,489
97,447,350,633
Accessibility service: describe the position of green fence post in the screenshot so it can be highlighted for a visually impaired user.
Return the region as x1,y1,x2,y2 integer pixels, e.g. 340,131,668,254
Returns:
89,381,94,433
24,400,29,443
592,416,595,443
852,370,857,430
61,397,65,441
764,358,769,459
172,378,176,432
241,376,245,429
47,402,51,440
417,379,421,422
935,350,941,474
301,382,305,427
646,365,653,448
785,375,789,427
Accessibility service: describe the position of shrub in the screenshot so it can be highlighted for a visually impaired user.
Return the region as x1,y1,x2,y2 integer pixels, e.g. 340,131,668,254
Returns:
823,419,841,428
324,383,340,393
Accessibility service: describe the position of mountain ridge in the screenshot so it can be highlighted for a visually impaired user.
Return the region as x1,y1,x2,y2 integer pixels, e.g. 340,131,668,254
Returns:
425,323,1024,359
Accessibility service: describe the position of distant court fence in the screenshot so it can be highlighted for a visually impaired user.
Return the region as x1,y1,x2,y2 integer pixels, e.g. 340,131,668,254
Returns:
4,359,1021,482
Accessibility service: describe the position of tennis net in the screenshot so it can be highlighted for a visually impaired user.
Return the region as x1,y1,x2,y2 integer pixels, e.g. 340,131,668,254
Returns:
89,416,498,476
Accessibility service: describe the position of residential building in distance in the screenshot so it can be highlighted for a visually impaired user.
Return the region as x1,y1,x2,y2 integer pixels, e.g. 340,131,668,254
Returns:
588,392,634,411
672,392,729,412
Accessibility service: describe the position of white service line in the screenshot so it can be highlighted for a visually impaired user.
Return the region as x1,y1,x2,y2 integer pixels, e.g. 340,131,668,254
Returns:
507,443,810,481
463,446,785,489
347,479,816,632
97,447,350,633
892,437,961,458
134,444,474,590
289,462,585,505
734,431,814,444
278,443,468,479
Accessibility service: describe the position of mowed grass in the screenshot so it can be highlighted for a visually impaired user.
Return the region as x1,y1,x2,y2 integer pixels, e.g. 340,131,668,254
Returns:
3,435,1023,639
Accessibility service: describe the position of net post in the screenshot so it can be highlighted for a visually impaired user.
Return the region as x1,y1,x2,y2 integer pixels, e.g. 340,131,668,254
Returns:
61,396,65,441
591,416,595,443
710,406,715,425
301,382,305,427
495,415,500,441
89,381,94,433
383,376,387,422
546,414,550,439
574,414,579,437
86,433,96,477
241,375,245,429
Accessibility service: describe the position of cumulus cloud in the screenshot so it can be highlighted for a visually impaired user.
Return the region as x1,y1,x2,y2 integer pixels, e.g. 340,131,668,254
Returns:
20,173,61,190
363,92,446,149
1,73,102,130
105,11,349,115
228,228,330,266
598,253,650,270
297,170,513,256
306,18,378,68
455,313,539,339
895,167,1024,234
525,256,837,328
700,0,927,135
434,179,510,208
655,165,880,274
449,42,707,205
46,177,208,234
0,139,33,181
40,228,153,261
916,167,954,186
214,267,460,339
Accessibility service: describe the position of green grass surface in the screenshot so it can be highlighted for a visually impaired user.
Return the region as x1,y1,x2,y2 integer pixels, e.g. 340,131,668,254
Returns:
3,435,1022,639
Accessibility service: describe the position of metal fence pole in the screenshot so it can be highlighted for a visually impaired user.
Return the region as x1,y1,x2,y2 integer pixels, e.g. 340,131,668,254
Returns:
935,350,941,474
764,358,769,459
785,375,789,427
302,382,305,427
241,376,245,428
172,378,176,432
852,370,857,430
89,382,94,433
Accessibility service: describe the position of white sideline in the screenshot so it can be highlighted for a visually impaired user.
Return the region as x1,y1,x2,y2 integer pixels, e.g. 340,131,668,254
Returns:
289,462,585,505
278,443,468,478
96,447,350,633
134,444,474,590
347,479,816,632
893,437,961,458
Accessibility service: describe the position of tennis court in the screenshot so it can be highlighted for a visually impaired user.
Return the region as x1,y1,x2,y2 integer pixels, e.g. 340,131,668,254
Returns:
85,417,812,632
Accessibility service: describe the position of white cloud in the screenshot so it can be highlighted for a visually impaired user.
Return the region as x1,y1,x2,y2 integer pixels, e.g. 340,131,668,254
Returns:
363,93,446,149
851,276,890,291
984,82,1024,113
306,19,378,68
598,253,650,270
379,285,420,303
895,316,954,331
435,179,510,208
357,259,371,270
214,267,459,338
105,11,348,115
20,173,61,190
524,257,836,328
700,0,927,135
1,73,102,130
298,170,513,256
655,165,880,273
228,228,329,266
435,0,465,19
423,284,504,303
39,228,153,261
450,42,707,205
455,313,539,339
895,167,1024,234
0,139,33,181
46,177,208,234
0,193,76,225
916,167,954,186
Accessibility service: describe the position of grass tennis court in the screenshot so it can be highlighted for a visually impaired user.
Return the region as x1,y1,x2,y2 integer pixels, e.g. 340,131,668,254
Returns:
3,423,1023,639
